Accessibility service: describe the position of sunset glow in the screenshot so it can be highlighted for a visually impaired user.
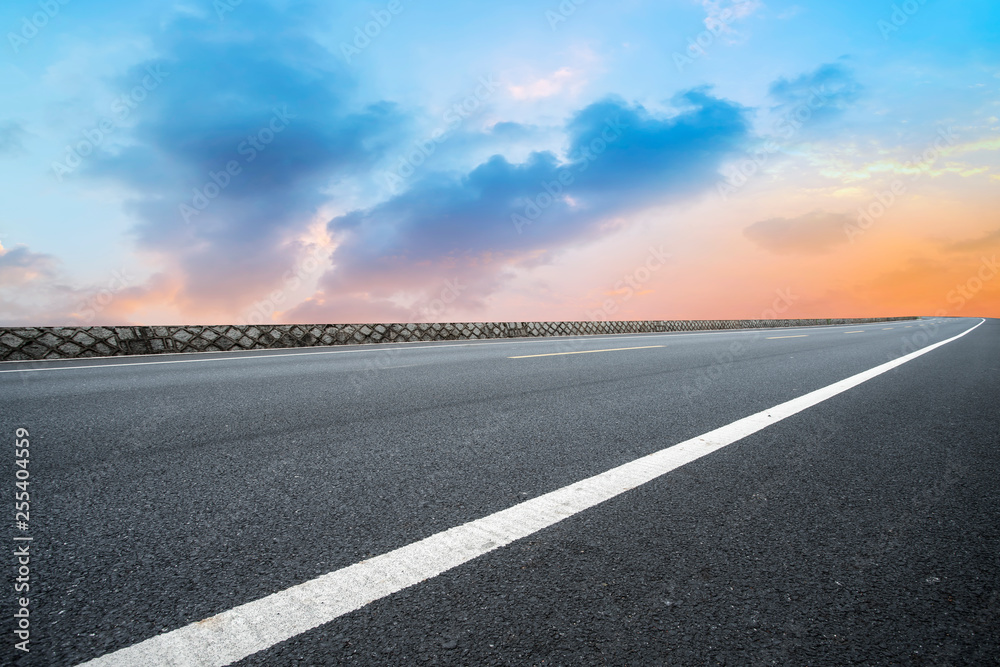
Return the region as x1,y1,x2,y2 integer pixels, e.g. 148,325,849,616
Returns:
1,0,997,325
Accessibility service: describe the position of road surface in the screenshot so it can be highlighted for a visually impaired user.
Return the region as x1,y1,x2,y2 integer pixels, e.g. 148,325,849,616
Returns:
2,317,998,665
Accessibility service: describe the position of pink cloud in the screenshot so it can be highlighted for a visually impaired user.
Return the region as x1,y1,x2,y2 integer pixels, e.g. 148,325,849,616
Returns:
508,68,585,100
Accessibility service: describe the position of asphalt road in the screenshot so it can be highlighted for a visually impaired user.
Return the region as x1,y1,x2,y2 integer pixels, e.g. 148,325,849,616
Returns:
2,317,998,666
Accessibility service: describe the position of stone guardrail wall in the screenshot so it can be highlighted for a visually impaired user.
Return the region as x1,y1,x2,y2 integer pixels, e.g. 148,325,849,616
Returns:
0,317,917,362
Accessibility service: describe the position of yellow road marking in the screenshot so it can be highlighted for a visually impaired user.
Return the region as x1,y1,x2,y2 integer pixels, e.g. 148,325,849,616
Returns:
509,345,664,359
766,335,809,339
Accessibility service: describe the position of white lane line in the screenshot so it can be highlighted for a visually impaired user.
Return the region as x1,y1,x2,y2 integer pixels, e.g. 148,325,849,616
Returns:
509,345,664,359
77,318,984,667
1,319,929,374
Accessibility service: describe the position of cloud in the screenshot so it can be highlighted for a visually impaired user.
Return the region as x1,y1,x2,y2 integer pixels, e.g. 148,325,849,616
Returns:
0,243,57,286
817,134,996,183
768,62,862,124
947,227,1000,253
0,243,144,326
295,89,751,321
487,122,541,141
702,0,763,40
509,68,586,100
281,292,415,325
744,210,852,255
80,7,402,319
0,121,27,157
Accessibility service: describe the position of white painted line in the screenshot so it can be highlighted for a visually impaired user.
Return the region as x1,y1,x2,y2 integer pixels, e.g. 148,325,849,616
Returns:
76,318,985,667
1,319,929,374
509,345,664,359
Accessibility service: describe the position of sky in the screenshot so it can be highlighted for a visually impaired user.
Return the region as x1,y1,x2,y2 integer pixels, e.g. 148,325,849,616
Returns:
0,0,998,326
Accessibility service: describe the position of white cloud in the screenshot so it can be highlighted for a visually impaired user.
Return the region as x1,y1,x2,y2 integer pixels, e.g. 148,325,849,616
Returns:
508,67,586,101
701,0,763,40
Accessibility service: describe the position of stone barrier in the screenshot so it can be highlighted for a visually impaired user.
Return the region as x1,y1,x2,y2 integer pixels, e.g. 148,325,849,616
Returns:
0,317,917,362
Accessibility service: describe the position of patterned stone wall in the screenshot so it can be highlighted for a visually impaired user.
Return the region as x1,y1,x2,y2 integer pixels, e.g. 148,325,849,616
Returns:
0,317,917,362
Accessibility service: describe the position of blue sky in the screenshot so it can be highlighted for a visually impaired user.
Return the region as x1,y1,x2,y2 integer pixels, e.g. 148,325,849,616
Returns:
1,0,998,324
